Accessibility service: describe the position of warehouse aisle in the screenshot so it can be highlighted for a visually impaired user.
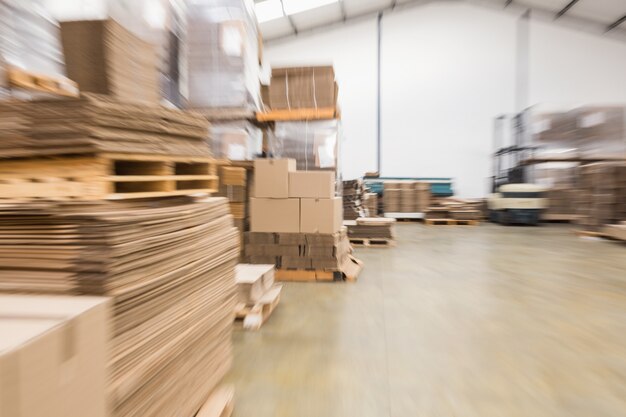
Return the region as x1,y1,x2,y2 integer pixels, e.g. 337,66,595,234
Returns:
227,224,626,417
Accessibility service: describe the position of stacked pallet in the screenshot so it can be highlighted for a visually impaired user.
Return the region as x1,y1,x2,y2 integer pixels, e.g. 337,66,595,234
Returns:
0,94,217,200
578,162,626,231
346,217,396,247
234,264,282,330
244,229,362,282
544,187,582,221
219,166,250,255
0,196,239,417
343,179,366,220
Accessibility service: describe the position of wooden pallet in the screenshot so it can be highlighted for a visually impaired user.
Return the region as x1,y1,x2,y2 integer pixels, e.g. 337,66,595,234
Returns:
424,218,480,226
5,65,79,97
0,153,219,200
195,384,234,417
234,285,282,331
349,238,395,248
256,106,340,122
275,269,337,282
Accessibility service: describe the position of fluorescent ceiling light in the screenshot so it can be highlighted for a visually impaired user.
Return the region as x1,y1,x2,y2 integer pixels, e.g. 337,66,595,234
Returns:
283,0,339,15
255,0,284,23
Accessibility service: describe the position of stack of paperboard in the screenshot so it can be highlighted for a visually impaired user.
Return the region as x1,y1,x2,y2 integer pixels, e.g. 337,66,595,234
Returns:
346,217,396,240
0,197,239,417
268,66,337,110
244,228,353,271
577,106,626,159
425,197,483,220
186,0,260,109
343,179,366,220
250,159,341,234
60,20,160,105
0,0,66,98
235,264,276,306
0,94,211,158
212,121,262,160
219,166,249,254
578,162,626,231
383,182,401,213
270,119,339,171
400,182,416,213
545,187,581,217
605,221,626,241
0,295,110,417
363,192,378,217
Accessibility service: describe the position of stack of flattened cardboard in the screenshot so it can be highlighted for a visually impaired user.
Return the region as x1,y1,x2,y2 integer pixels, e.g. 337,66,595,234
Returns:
0,196,239,417
363,192,379,217
343,179,366,220
400,182,416,213
578,162,626,231
268,66,337,110
0,94,211,158
383,182,401,213
219,166,249,255
545,187,581,217
244,228,355,271
605,221,626,240
0,294,110,417
425,197,483,220
346,217,396,240
60,20,160,105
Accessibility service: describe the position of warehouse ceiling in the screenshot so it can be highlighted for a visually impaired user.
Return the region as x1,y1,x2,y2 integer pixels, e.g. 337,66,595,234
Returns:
255,0,626,41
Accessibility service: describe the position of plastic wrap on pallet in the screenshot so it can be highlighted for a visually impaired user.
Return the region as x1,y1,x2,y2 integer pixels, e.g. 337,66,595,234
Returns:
186,0,260,109
0,0,65,96
211,120,262,160
269,119,340,171
576,106,626,159
524,107,581,160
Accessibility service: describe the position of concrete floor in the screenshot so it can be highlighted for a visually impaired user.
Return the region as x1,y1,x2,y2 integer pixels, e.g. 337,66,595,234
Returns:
227,223,626,417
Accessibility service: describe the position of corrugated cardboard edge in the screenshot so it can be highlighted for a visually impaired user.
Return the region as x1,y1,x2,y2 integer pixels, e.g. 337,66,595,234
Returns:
340,255,363,282
195,384,234,417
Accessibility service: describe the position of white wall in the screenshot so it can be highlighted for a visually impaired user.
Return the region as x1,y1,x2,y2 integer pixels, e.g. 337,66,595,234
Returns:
264,18,379,181
265,2,626,197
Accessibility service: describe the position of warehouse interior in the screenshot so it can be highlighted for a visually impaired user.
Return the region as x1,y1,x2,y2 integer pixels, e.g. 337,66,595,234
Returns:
1,0,625,416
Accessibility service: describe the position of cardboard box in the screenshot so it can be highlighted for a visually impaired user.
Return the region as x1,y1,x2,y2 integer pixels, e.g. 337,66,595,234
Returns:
245,232,277,244
289,171,335,198
251,198,300,233
0,295,110,417
277,233,307,245
254,159,296,198
300,197,342,234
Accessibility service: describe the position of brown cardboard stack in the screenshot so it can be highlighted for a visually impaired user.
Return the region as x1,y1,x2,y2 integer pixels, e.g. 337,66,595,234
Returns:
383,182,401,213
60,20,160,105
425,198,483,220
605,221,626,241
244,228,354,271
268,66,337,110
363,192,379,217
343,179,366,220
219,166,250,253
578,162,626,231
0,295,110,417
0,197,239,417
577,106,626,159
545,187,581,217
0,94,211,158
346,217,396,240
235,264,276,306
383,181,431,214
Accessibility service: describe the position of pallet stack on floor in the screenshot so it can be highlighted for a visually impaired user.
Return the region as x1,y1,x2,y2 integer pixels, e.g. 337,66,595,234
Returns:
383,181,431,218
245,158,362,282
346,217,396,247
577,162,626,235
0,94,238,417
343,179,367,220
363,192,379,216
234,264,282,330
424,198,483,225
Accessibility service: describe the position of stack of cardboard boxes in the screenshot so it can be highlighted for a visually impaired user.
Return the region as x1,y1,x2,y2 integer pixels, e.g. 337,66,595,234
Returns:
219,166,249,256
578,162,626,231
383,181,431,214
343,179,366,220
246,159,361,280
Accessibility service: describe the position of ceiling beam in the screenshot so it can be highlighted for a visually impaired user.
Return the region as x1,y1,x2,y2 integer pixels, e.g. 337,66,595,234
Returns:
391,0,397,10
607,15,626,32
504,0,513,7
279,0,298,35
339,0,347,21
554,0,580,20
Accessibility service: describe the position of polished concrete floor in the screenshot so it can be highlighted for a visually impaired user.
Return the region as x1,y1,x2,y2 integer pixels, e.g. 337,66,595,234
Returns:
226,223,626,417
